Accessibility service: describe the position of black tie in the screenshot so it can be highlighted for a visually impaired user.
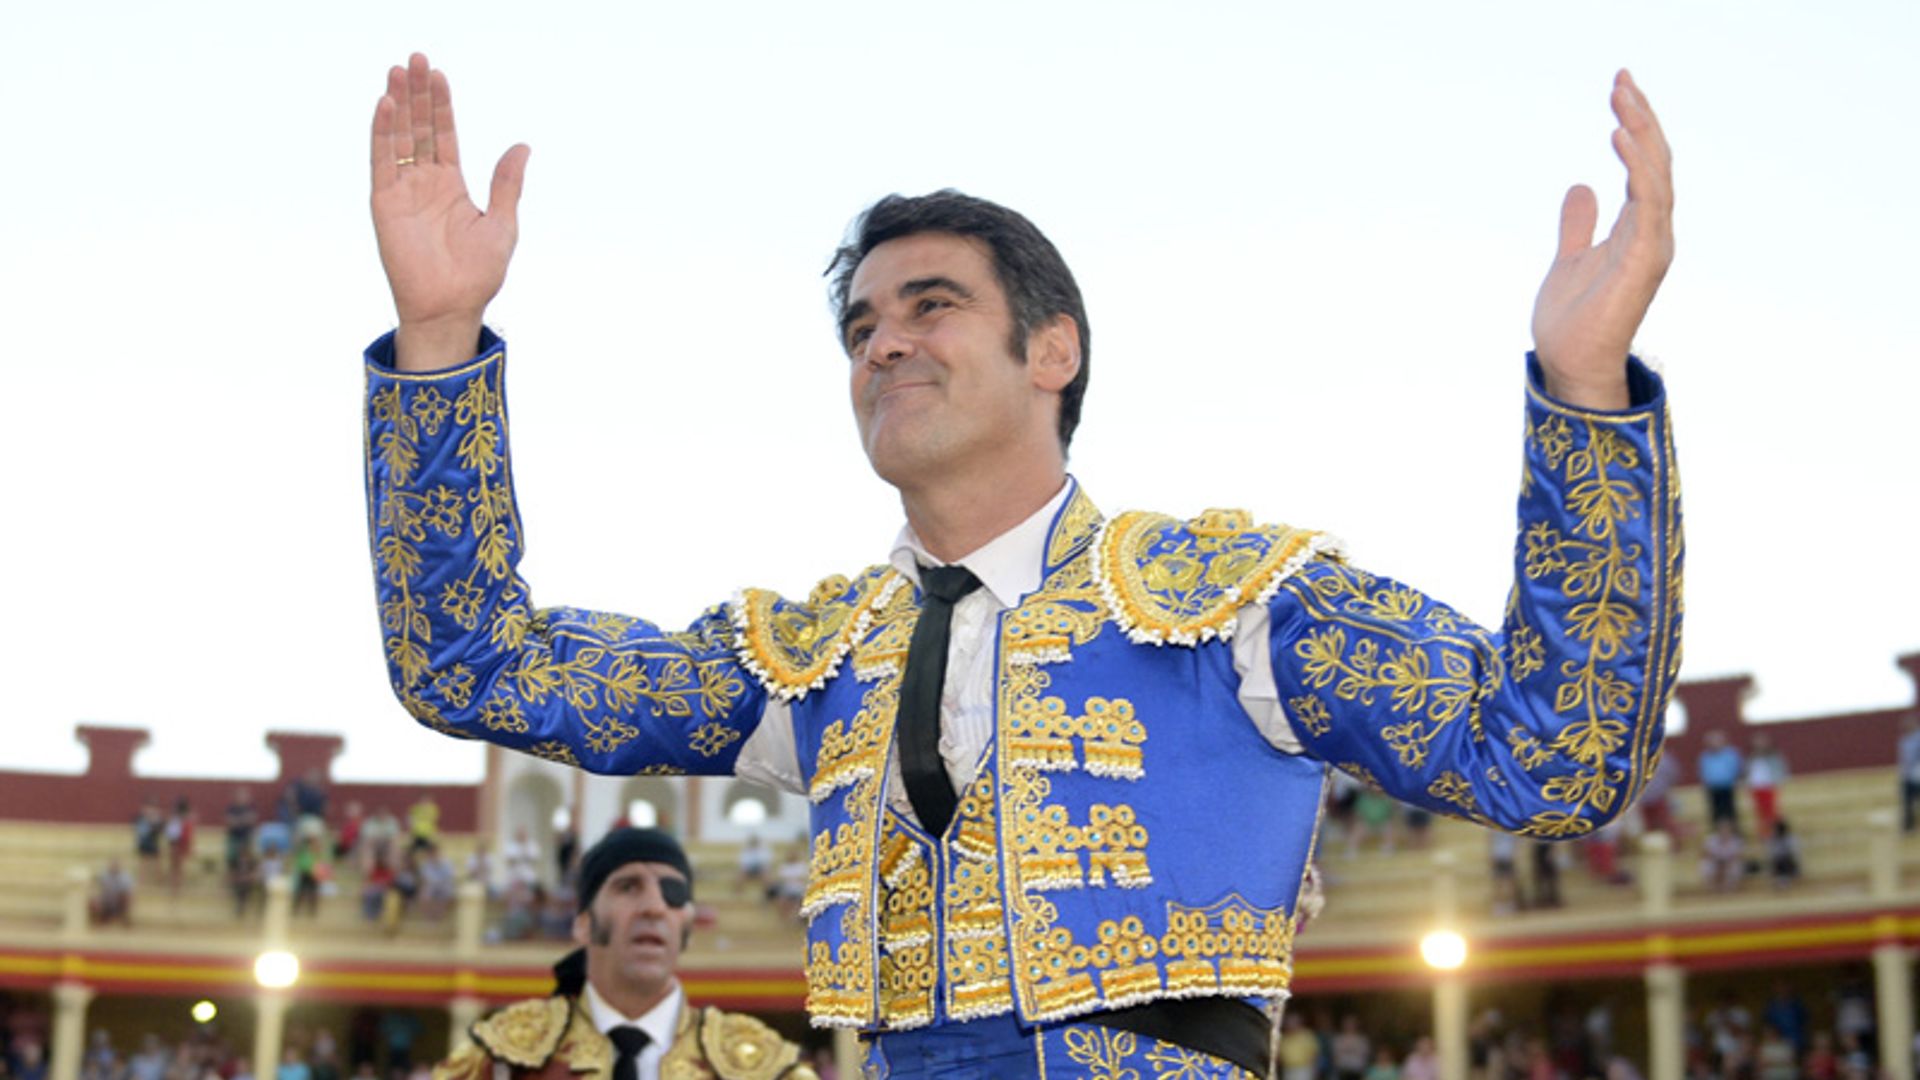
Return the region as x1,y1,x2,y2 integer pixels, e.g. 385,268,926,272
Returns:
898,564,982,836
609,1025,650,1080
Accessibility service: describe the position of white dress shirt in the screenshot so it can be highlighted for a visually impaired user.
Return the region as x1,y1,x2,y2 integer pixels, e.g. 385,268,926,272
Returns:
733,478,1304,827
583,981,682,1080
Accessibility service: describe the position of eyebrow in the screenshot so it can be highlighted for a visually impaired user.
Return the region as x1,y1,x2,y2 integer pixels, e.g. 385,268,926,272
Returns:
840,276,977,343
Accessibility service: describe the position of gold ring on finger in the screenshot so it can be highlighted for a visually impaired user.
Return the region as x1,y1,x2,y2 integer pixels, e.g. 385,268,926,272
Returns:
395,157,416,166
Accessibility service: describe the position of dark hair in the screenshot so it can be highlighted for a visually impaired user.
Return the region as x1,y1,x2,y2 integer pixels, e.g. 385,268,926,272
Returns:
827,190,1091,452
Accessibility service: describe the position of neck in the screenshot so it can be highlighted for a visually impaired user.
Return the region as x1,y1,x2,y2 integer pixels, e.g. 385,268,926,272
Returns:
898,463,1066,564
593,974,676,1024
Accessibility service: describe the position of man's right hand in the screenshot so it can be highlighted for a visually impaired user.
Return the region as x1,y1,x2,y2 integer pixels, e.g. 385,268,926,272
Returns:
371,53,530,372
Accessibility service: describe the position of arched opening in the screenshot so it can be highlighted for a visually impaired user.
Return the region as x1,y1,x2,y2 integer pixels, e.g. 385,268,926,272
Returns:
614,777,679,840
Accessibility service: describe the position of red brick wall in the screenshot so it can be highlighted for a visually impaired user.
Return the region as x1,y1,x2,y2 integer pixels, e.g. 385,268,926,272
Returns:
0,725,477,831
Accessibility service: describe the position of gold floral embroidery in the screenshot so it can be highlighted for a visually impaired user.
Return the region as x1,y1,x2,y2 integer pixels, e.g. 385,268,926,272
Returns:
1096,510,1328,646
688,721,742,758
735,571,902,700
1062,1026,1140,1080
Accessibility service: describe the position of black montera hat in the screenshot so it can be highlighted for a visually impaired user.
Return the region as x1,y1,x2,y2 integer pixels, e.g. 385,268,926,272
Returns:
575,826,693,912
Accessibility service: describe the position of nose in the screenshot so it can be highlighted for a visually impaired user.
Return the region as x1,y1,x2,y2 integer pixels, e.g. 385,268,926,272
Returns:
864,317,916,369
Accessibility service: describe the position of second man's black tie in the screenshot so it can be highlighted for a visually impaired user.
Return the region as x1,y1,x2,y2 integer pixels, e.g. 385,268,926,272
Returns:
609,1025,650,1080
898,564,982,835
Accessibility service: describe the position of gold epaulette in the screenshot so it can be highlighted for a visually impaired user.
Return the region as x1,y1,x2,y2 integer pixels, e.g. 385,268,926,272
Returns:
732,568,904,701
1094,509,1342,646
468,998,573,1071
431,1044,493,1080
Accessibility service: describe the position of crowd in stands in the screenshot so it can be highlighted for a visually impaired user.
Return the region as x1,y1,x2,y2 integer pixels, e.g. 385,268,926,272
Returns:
1309,719,1914,916
98,774,463,937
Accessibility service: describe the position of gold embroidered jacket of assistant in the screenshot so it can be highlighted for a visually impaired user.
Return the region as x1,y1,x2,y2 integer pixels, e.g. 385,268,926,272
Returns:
365,332,1682,1033
433,994,814,1080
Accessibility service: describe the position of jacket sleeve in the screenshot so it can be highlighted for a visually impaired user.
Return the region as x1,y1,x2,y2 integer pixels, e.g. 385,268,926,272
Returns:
1268,355,1683,837
363,330,767,776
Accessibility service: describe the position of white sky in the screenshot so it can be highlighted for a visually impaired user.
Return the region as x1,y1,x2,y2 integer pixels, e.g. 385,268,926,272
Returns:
3,1,1914,783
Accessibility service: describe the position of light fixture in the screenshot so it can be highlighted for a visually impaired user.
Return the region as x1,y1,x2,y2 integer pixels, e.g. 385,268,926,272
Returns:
254,950,300,989
1420,930,1468,971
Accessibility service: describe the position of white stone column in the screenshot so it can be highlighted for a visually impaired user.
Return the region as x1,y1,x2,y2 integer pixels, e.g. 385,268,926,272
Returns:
252,992,289,1080
262,874,292,948
1428,850,1469,1080
1645,961,1685,1080
454,881,486,961
446,995,486,1056
833,1026,861,1077
60,867,90,944
48,981,93,1080
1639,830,1674,918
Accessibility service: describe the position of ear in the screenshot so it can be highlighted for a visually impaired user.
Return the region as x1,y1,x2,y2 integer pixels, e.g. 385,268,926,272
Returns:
571,909,592,948
1025,314,1081,393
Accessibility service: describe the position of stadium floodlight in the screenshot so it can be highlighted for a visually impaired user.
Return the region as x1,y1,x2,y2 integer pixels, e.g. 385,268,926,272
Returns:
254,950,301,989
190,1001,217,1024
1419,929,1468,971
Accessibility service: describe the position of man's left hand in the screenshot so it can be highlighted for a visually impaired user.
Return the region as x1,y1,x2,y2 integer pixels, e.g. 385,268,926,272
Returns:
1531,69,1675,410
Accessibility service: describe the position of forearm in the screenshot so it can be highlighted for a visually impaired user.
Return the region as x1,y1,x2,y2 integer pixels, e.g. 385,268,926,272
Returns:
1270,355,1682,836
363,330,767,773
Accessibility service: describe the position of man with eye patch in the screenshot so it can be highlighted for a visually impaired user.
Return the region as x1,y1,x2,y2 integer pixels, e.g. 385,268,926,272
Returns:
431,828,815,1080
366,49,1681,1080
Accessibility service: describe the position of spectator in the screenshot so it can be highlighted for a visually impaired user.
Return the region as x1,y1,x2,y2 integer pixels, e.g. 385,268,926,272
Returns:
1402,806,1432,850
255,793,293,862
537,884,574,940
1350,787,1397,855
553,823,578,886
406,796,439,853
1768,819,1802,889
89,860,134,927
224,788,258,873
290,769,329,843
416,845,456,921
1489,833,1521,914
164,797,195,894
501,826,540,887
361,856,395,922
1400,1036,1440,1080
1900,717,1920,833
1276,1013,1318,1080
1331,1015,1371,1080
383,852,421,934
1326,768,1361,847
1761,981,1809,1059
1698,730,1744,834
361,806,400,873
1747,731,1789,839
1701,821,1746,891
378,1013,421,1077
334,801,365,865
133,801,164,884
770,846,808,920
495,880,537,942
230,848,261,918
126,1037,167,1080
1804,1031,1839,1080
1362,1045,1400,1080
1529,841,1562,908
310,1032,340,1080
276,1047,310,1080
463,840,498,900
1584,819,1633,887
11,1040,45,1080
738,835,770,895
291,836,324,917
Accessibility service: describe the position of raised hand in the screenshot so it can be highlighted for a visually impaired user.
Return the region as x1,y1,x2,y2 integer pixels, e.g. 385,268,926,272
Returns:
371,53,531,372
1531,70,1675,410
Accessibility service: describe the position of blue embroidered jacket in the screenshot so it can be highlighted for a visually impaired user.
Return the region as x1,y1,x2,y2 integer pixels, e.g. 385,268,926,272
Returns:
364,331,1682,1031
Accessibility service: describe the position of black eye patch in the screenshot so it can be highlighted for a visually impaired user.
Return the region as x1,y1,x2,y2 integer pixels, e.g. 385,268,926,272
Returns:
658,877,692,907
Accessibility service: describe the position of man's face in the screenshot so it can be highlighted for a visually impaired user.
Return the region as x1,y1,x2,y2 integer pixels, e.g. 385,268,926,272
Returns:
842,232,1050,487
574,861,694,1003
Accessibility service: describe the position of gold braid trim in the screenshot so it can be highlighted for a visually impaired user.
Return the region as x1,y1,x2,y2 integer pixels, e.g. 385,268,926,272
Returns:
731,571,905,701
1094,509,1342,646
467,998,573,1071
